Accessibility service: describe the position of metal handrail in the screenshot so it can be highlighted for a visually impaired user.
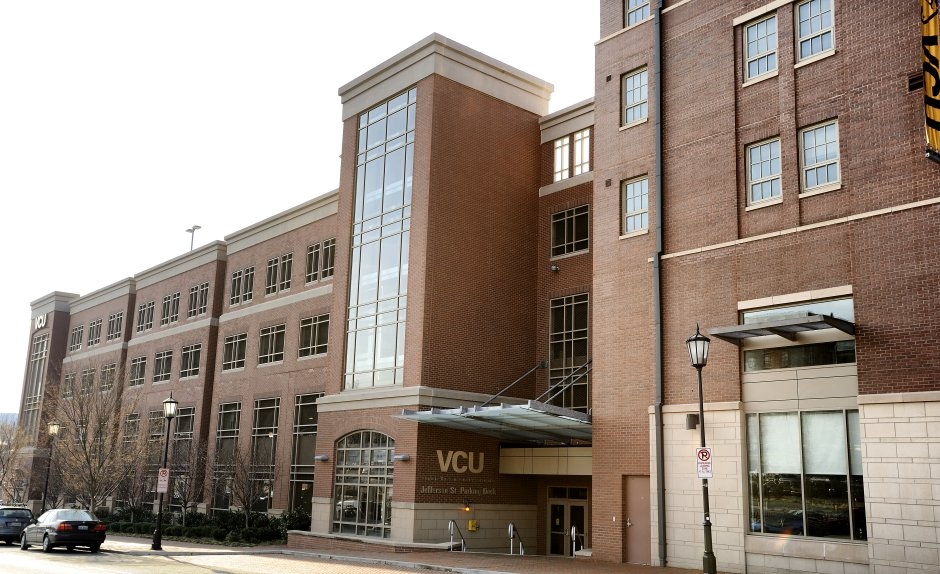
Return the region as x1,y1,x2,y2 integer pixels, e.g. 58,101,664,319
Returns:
448,519,466,552
479,361,547,407
508,522,525,555
570,524,580,557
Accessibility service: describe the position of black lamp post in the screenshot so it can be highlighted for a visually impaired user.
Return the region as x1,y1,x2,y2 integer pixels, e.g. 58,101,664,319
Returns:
151,393,179,551
687,324,716,574
40,420,60,514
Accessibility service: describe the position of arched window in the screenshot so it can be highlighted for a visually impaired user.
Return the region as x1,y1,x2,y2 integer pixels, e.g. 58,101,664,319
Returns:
332,430,394,538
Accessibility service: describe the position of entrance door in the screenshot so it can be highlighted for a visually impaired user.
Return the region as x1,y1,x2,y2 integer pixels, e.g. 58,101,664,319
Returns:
623,475,651,564
547,487,589,556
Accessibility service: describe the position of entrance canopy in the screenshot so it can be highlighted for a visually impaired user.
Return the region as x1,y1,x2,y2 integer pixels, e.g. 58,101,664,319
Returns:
708,314,856,345
399,400,591,445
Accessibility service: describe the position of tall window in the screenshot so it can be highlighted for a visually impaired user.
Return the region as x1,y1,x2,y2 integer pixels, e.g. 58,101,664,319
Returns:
796,0,834,61
622,68,648,126
69,325,84,351
62,372,76,399
153,350,172,383
100,363,116,391
22,333,49,436
553,136,569,182
748,138,782,204
551,205,589,257
745,15,778,80
251,398,280,511
123,413,140,445
180,344,201,378
299,314,330,357
266,253,293,295
80,369,95,395
801,120,840,191
622,177,649,233
87,319,102,347
188,282,209,318
549,294,590,412
107,312,124,341
129,356,146,386
332,431,394,538
306,243,322,283
553,129,591,183
625,0,650,27
213,402,241,511
170,407,196,513
747,410,865,540
230,266,255,306
223,333,248,371
346,88,415,389
291,393,321,512
136,301,155,332
161,292,181,326
321,238,336,279
259,324,286,364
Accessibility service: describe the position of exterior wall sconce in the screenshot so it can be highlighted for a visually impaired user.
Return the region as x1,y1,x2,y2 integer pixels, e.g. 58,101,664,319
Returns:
462,500,472,512
686,413,700,430
393,454,411,462
314,454,329,462
550,265,560,273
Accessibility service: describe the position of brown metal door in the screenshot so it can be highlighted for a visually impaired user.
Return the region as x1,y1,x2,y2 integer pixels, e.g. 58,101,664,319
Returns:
623,475,651,564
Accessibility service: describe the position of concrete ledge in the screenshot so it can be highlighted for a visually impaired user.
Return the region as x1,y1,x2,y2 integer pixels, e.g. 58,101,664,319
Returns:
288,530,458,553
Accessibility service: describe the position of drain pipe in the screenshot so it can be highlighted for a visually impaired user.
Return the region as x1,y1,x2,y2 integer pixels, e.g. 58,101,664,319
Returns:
652,0,668,567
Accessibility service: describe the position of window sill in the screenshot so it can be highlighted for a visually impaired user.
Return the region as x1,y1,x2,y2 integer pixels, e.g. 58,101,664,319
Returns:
550,249,589,262
299,353,327,361
620,117,648,132
539,171,592,197
799,183,841,198
258,360,284,368
746,196,783,211
741,69,778,88
221,367,246,374
620,227,650,240
795,48,837,70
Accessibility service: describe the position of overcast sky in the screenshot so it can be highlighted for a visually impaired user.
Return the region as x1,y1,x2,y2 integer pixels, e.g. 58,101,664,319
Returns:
0,2,597,415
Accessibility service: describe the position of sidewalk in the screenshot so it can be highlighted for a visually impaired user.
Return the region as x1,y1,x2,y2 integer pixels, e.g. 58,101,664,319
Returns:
105,535,703,574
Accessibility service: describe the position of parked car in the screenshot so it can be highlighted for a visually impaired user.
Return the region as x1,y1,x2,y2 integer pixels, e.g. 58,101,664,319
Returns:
0,506,33,545
19,508,106,553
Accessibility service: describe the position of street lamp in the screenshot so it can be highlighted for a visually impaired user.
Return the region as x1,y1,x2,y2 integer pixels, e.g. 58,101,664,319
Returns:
151,393,179,551
185,225,201,251
40,420,60,514
686,324,716,574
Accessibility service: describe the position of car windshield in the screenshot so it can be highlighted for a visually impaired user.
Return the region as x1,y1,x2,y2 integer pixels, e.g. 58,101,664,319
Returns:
0,508,31,519
53,510,97,522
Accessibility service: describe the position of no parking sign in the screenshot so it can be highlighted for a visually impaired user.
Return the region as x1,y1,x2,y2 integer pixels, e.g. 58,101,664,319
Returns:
696,447,713,479
157,467,170,493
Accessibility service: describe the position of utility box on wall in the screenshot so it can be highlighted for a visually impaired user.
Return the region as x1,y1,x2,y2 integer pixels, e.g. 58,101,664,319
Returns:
467,520,478,532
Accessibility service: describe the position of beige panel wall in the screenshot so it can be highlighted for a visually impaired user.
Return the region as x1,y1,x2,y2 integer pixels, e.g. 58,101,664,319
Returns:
500,447,592,475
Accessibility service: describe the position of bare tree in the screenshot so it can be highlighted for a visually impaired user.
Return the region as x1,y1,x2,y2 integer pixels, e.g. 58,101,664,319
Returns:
214,437,279,530
170,435,209,526
48,360,149,512
113,412,160,522
0,418,26,504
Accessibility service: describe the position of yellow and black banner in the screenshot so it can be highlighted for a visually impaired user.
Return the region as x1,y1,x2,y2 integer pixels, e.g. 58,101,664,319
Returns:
923,0,940,161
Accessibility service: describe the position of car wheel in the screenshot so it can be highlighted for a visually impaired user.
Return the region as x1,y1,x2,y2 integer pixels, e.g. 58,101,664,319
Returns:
90,544,100,553
19,534,29,551
42,535,53,553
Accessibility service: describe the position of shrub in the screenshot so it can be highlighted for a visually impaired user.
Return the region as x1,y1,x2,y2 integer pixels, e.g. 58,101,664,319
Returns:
280,509,311,534
212,528,227,541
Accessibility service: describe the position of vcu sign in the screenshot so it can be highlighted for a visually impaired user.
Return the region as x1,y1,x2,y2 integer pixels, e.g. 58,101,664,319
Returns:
34,313,47,331
437,450,484,474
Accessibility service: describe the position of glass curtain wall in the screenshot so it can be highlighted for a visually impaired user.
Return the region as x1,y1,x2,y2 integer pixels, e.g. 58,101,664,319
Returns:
344,88,416,389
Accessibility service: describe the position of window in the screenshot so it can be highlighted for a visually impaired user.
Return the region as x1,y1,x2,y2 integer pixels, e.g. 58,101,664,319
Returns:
161,292,181,325
136,301,155,332
553,129,591,183
22,333,49,437
250,398,280,511
549,294,590,413
625,0,650,27
80,369,94,395
332,430,394,538
747,138,782,204
223,333,248,370
748,410,865,540
153,350,172,383
259,324,286,364
149,410,165,442
87,319,102,347
123,413,140,444
171,406,196,512
622,68,649,126
266,253,293,295
321,238,335,279
107,312,124,341
100,363,116,391
180,344,201,378
796,0,834,61
69,325,84,351
306,243,322,283
290,393,322,512
188,282,209,318
801,120,840,191
213,402,241,511
230,266,255,306
62,372,76,398
551,205,589,257
299,314,330,357
744,341,855,371
129,356,146,386
745,15,777,80
622,177,649,233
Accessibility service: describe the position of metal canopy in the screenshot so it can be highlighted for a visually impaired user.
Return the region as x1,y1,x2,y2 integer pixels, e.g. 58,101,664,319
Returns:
708,314,855,345
398,400,591,445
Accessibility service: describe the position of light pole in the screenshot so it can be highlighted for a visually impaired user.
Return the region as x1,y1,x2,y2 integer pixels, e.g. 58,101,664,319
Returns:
40,420,60,514
151,393,179,551
185,225,201,251
687,324,716,574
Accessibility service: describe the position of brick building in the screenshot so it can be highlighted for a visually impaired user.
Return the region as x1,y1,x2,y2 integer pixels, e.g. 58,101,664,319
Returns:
14,3,940,573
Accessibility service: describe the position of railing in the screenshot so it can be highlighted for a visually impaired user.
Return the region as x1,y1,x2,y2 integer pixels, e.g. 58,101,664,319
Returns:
479,361,547,407
508,522,525,555
448,519,466,552
570,524,581,557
